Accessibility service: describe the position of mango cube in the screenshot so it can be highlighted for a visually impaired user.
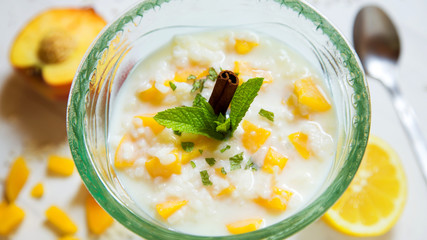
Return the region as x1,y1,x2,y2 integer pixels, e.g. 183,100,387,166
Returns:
262,147,288,174
0,201,25,235
138,82,165,104
5,157,30,202
135,115,165,135
181,150,201,165
114,135,135,169
294,77,331,112
254,187,293,212
47,155,74,176
156,199,188,219
288,132,310,159
217,185,236,197
58,236,80,240
242,120,271,154
145,152,181,178
226,218,263,234
169,67,209,83
86,195,114,234
215,167,227,178
234,39,259,54
45,206,78,235
31,182,44,198
233,61,273,85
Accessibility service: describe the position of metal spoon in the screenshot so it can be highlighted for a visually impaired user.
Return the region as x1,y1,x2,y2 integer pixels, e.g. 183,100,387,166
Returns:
353,6,427,184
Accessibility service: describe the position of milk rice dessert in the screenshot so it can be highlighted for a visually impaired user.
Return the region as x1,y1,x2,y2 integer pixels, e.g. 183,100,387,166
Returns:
109,30,337,235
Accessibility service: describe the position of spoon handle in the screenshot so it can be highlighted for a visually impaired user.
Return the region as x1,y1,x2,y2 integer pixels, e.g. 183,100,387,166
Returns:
385,78,427,184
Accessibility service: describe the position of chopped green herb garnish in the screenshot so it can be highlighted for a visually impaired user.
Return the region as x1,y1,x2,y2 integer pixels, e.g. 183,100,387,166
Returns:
207,67,218,81
181,142,194,152
173,130,182,136
190,161,196,168
191,78,207,93
220,145,231,153
169,81,177,91
198,149,203,154
259,108,274,122
187,74,197,80
205,158,216,166
245,158,258,171
200,170,213,186
154,78,263,141
230,152,244,171
221,167,227,175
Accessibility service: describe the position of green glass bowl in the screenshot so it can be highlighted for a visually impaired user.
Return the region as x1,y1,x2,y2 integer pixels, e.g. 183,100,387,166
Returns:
67,0,370,239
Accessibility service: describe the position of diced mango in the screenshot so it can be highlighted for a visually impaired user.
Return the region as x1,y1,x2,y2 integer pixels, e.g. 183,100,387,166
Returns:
294,77,331,112
288,132,310,159
47,155,74,176
284,94,310,119
145,152,181,178
135,115,165,135
215,167,227,178
5,157,30,202
180,135,219,164
31,182,44,198
262,147,288,174
233,61,273,85
226,218,263,234
169,67,209,83
217,185,236,197
242,120,271,154
45,206,78,235
86,195,114,235
114,135,135,169
0,201,25,235
138,82,165,104
58,236,80,240
181,150,201,164
234,39,259,55
156,199,188,220
254,187,293,212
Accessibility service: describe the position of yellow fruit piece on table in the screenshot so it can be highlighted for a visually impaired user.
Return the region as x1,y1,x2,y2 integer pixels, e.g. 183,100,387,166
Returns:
288,132,310,159
138,82,165,104
58,236,80,240
31,182,44,198
323,135,407,237
233,61,273,85
217,185,236,197
9,8,106,100
234,39,259,54
0,201,25,235
226,218,263,234
145,152,181,178
5,156,30,202
114,134,135,169
45,206,78,235
262,147,288,173
294,77,331,112
254,187,293,212
135,115,165,135
86,195,114,235
156,199,188,220
242,120,271,154
47,155,74,176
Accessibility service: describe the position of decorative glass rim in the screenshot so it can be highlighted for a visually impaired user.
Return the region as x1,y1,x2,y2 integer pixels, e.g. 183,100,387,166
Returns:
67,0,370,239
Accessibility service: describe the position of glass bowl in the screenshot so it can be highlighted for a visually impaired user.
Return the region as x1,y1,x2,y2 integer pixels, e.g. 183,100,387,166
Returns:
67,0,370,239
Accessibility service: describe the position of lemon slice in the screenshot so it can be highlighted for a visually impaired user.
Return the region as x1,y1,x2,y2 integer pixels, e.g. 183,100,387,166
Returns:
323,135,407,236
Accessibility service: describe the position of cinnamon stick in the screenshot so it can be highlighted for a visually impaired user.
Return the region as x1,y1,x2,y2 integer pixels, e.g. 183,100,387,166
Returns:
208,70,239,115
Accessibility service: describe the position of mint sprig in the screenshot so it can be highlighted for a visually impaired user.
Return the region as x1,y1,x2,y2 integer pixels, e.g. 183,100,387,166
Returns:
154,78,264,141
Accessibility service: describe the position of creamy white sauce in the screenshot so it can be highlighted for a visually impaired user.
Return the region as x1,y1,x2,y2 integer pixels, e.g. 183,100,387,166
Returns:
109,30,336,236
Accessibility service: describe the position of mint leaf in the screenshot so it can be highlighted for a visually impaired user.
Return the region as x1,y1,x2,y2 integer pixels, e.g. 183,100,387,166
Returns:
245,158,258,171
205,158,216,166
230,78,264,133
198,149,203,154
200,170,213,186
259,108,274,122
181,142,194,152
154,107,224,140
190,161,196,168
187,74,197,80
193,94,216,117
192,78,207,93
220,145,231,153
169,81,177,91
230,152,244,170
221,167,227,175
216,118,231,133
